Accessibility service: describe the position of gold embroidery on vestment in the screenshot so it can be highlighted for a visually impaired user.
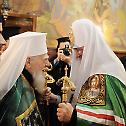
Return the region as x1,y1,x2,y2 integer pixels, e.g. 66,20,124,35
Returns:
78,74,105,105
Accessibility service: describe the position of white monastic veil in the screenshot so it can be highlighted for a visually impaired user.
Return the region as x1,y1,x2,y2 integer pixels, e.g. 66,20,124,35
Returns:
70,19,126,98
0,32,47,100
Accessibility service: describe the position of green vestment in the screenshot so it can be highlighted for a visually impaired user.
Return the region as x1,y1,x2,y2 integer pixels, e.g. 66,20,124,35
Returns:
77,74,126,126
0,75,44,126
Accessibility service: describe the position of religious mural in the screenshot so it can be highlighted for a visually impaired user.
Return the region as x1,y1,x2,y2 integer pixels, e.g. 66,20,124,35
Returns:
0,0,126,51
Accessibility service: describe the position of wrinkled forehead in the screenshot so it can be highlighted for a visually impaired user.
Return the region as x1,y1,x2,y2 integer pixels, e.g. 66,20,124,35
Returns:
29,53,49,60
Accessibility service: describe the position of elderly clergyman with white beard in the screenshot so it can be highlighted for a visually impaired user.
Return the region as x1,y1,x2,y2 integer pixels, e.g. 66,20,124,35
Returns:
0,32,51,126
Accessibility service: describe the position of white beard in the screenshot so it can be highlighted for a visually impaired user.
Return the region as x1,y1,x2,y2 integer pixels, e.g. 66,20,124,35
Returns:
32,71,46,95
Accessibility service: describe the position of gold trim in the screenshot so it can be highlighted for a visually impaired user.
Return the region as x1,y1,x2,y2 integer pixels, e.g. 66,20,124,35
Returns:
16,100,37,126
78,74,105,105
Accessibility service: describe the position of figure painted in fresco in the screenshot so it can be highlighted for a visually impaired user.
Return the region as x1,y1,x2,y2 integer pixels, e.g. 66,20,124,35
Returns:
93,0,126,50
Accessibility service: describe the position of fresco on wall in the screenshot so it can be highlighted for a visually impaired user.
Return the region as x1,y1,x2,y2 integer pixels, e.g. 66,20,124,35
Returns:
0,0,126,51
37,0,126,51
92,0,126,51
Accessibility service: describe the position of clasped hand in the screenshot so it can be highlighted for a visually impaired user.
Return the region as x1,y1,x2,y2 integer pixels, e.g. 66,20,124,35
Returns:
42,87,61,103
57,102,74,123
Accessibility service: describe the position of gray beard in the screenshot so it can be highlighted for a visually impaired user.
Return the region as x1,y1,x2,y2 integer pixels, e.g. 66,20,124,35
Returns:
32,71,46,95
